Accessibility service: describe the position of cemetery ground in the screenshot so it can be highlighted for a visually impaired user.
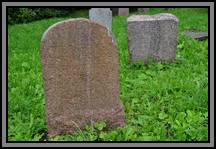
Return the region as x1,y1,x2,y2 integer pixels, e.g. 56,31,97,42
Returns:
8,8,208,141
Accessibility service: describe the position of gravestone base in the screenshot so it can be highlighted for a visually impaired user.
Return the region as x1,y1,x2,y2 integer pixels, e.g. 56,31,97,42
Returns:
47,103,125,139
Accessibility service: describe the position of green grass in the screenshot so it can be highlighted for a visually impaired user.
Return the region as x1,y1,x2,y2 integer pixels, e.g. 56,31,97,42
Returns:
8,8,208,141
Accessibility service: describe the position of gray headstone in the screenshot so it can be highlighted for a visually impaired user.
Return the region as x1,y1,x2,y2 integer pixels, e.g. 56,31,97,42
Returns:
138,8,150,12
118,8,129,16
41,18,125,139
183,30,208,41
127,13,179,63
89,8,112,31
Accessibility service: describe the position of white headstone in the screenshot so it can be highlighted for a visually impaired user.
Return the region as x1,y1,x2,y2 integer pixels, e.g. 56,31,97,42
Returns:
89,8,112,31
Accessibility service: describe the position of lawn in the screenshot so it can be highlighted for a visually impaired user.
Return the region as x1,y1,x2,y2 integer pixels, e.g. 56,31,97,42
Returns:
8,8,208,141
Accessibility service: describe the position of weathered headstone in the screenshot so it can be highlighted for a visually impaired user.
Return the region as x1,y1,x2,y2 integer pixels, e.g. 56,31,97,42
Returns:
183,30,208,41
118,8,129,16
89,8,112,31
127,13,179,63
40,18,125,139
138,8,150,12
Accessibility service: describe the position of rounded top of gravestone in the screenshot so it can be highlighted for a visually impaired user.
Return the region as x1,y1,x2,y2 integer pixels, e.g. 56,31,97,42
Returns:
41,18,116,45
127,13,179,22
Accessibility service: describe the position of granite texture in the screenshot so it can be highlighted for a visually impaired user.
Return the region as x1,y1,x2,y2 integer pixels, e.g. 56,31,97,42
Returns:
40,18,125,139
127,13,179,63
89,8,112,31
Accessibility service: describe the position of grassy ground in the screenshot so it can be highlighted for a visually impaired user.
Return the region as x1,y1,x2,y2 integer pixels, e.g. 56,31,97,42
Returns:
8,8,208,141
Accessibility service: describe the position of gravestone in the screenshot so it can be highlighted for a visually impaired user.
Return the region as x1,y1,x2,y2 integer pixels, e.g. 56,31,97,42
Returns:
118,8,129,16
183,30,208,41
127,13,179,63
138,8,150,12
89,8,112,31
40,18,125,139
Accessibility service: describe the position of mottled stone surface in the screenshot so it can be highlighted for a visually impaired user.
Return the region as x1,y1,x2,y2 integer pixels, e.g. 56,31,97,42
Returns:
89,8,112,31
183,30,208,41
118,8,129,16
138,8,150,12
40,18,125,139
127,13,179,63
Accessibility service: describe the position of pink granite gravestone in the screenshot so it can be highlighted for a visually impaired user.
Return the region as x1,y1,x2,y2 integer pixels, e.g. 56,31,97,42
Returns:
40,18,125,139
